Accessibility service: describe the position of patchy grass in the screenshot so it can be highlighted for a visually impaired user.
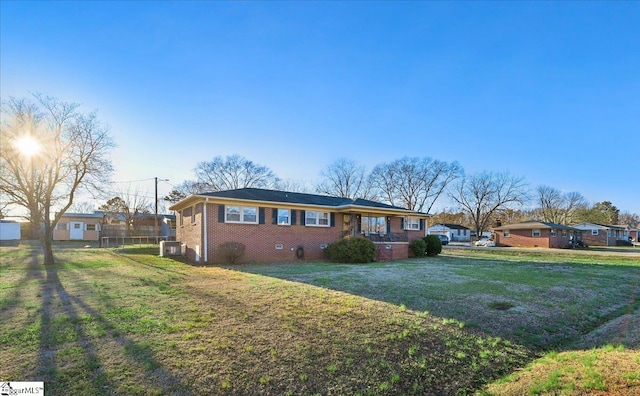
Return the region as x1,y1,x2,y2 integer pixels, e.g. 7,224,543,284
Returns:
236,248,640,350
1,244,638,395
485,345,640,395
1,244,531,395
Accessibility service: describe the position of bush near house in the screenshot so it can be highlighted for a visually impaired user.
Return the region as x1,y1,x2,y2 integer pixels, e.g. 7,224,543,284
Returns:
325,237,376,263
218,242,246,264
410,238,427,257
423,235,443,256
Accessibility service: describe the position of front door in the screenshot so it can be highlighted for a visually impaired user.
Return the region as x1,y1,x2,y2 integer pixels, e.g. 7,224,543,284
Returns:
69,222,84,239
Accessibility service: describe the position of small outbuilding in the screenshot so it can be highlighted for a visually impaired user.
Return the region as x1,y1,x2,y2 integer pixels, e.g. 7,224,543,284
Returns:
0,220,21,246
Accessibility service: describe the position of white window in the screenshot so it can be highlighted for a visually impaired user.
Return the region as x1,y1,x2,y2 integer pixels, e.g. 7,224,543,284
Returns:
306,211,330,227
503,230,510,237
405,218,420,230
277,209,290,225
226,206,258,224
191,205,196,224
550,229,557,237
86,224,97,231
592,229,599,236
532,229,541,237
56,223,67,230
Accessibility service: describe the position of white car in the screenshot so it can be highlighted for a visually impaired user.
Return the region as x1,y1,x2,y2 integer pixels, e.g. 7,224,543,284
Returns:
474,237,495,247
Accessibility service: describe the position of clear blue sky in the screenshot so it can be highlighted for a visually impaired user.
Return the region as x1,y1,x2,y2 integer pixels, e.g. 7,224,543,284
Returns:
2,1,638,214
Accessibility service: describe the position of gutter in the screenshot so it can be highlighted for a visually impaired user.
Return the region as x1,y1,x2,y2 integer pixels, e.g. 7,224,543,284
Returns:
204,197,208,263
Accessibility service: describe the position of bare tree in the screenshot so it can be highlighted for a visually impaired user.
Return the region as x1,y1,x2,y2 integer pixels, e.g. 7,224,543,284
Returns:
449,171,529,237
0,94,115,264
619,211,639,228
163,179,209,204
98,188,152,235
192,154,280,192
68,201,97,214
274,178,312,193
315,158,375,199
370,157,463,212
536,185,588,225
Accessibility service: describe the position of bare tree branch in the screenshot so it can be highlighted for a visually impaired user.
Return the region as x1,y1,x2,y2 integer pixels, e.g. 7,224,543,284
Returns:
0,93,115,264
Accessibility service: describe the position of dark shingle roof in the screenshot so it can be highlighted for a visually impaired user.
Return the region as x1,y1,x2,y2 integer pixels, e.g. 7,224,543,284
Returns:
432,223,471,230
494,220,578,231
199,188,412,211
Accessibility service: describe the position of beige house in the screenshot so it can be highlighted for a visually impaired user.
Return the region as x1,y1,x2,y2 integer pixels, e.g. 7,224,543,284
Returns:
53,212,104,241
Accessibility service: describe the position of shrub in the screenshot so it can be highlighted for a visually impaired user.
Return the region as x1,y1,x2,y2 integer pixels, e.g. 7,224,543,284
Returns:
423,235,442,256
218,242,246,264
325,237,376,263
410,238,427,257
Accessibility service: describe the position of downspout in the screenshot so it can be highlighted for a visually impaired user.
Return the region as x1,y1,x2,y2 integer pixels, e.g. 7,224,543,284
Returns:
203,198,208,263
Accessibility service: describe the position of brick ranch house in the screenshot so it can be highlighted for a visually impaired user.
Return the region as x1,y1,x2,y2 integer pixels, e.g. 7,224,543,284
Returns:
169,188,430,264
493,220,581,248
572,222,631,246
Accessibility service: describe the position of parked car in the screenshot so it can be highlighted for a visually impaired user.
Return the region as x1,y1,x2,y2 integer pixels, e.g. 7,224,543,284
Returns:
437,234,449,245
474,237,495,247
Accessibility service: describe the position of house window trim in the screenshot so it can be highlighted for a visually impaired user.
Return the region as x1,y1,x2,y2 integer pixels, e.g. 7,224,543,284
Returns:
550,229,557,237
191,205,196,224
592,229,599,236
405,218,420,231
503,230,510,237
305,211,330,227
277,209,291,226
225,205,259,224
532,229,541,237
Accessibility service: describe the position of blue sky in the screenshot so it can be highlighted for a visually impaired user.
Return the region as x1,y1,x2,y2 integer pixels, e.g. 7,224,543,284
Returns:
2,1,639,214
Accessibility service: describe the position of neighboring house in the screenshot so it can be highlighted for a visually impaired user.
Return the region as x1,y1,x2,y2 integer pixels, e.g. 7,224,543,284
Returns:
169,188,430,264
0,220,21,246
493,220,580,248
427,223,471,242
572,223,630,246
53,212,104,241
53,211,176,241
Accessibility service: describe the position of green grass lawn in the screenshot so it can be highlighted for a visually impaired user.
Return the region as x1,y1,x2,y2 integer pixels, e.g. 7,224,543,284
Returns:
1,244,638,395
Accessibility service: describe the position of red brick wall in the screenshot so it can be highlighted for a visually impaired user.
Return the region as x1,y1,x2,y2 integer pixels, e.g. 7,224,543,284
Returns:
495,228,571,248
176,203,421,263
581,231,609,246
176,203,204,262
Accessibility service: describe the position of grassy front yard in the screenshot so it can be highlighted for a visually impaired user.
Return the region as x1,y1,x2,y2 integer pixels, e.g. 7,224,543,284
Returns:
1,244,638,395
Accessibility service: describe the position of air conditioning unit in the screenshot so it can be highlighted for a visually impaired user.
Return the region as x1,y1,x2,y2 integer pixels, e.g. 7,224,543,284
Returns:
160,241,183,257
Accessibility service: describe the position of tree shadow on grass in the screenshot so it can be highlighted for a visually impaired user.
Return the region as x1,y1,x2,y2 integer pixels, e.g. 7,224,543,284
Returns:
36,263,190,395
0,246,44,320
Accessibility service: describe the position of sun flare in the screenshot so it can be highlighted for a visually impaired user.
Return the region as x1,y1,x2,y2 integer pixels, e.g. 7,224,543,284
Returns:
14,136,41,157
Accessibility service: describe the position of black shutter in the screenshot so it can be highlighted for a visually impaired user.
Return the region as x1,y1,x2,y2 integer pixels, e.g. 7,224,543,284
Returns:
218,205,225,223
272,208,278,224
386,217,391,234
330,213,335,227
291,210,296,225
300,210,306,225
356,217,361,233
400,217,405,230
420,219,424,230
259,207,265,224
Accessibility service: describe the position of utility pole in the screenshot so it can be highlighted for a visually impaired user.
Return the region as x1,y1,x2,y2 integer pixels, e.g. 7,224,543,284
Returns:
154,177,169,243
